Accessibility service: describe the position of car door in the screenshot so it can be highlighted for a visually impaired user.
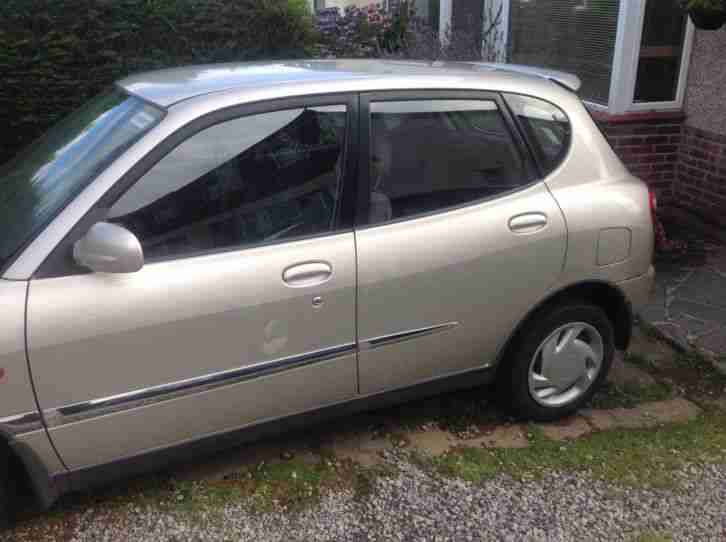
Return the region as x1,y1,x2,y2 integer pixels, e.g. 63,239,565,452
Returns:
355,91,568,395
26,96,359,470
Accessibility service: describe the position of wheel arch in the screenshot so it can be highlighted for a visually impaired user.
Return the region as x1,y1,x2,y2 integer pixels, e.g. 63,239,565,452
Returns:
494,279,633,375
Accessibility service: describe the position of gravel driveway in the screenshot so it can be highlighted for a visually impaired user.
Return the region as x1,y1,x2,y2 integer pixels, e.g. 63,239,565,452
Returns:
34,454,726,542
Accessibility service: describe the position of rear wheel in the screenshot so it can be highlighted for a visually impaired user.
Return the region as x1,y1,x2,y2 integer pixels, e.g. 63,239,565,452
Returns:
500,303,615,421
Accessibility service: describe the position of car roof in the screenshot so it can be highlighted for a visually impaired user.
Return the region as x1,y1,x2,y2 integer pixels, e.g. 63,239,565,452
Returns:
117,59,581,108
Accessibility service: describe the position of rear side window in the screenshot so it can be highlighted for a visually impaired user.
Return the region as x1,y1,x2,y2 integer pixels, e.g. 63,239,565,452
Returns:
505,94,571,177
367,99,527,226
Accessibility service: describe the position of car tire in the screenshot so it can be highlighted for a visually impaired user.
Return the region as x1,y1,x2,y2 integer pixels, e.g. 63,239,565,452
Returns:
500,302,615,422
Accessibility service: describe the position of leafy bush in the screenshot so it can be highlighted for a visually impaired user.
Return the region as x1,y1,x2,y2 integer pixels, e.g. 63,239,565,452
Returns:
0,0,317,165
315,1,501,62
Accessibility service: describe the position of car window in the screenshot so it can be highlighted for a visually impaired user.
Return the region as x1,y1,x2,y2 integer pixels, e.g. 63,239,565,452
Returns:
368,100,526,225
504,94,571,176
108,105,347,261
0,89,163,271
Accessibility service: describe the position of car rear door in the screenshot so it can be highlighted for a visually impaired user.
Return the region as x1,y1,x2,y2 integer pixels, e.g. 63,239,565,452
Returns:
355,91,568,395
26,95,360,470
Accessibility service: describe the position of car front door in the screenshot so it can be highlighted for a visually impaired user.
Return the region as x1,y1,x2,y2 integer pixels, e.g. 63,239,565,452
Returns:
355,91,568,395
26,96,359,470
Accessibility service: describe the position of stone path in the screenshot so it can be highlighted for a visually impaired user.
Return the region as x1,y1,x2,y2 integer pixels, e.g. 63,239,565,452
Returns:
641,242,726,372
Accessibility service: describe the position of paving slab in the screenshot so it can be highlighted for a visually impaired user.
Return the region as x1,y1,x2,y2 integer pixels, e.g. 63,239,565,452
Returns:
653,321,690,351
537,416,592,441
324,430,391,467
465,425,529,449
674,269,726,309
642,242,726,368
626,329,678,367
637,398,702,425
610,353,657,388
694,327,726,355
608,407,659,429
669,299,726,327
407,429,458,456
581,409,619,431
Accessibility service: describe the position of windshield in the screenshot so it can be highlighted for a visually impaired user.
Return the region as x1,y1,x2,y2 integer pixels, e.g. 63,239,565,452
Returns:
0,89,164,270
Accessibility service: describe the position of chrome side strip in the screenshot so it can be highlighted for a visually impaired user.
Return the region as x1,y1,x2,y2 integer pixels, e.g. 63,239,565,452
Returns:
359,321,460,351
42,343,356,430
0,411,44,436
24,323,458,433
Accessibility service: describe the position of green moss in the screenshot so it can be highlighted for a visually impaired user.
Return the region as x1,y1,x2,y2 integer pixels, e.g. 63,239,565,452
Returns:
435,412,726,489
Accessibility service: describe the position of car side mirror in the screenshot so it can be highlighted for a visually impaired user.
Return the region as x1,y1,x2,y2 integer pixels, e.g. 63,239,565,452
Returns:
73,222,144,274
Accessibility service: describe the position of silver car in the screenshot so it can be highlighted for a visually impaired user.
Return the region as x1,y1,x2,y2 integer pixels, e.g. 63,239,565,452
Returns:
0,60,654,521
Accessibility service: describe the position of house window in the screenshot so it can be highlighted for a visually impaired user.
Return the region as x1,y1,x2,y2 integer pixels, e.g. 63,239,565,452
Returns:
439,0,695,115
634,0,688,103
508,0,621,106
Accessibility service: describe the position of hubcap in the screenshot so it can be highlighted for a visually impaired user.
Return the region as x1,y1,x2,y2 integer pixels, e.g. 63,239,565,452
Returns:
527,322,604,408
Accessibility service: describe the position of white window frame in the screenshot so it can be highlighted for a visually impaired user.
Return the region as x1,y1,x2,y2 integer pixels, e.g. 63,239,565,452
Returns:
440,0,695,115
609,0,694,115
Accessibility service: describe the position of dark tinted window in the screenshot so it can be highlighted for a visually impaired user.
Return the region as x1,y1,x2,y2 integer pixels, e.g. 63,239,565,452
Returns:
368,100,526,225
505,94,571,176
109,106,347,260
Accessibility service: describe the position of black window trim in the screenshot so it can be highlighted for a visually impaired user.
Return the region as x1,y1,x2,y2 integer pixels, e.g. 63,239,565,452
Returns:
355,89,540,230
501,91,574,181
37,92,360,279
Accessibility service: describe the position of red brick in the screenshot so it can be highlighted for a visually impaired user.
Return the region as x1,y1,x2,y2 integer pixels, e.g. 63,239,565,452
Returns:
640,155,667,164
615,136,645,147
657,126,682,135
655,144,678,154
645,135,670,144
618,144,655,156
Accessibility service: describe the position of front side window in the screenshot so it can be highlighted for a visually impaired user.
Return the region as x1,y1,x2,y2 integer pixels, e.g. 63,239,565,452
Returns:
108,105,347,261
505,94,571,176
368,99,526,225
0,89,163,270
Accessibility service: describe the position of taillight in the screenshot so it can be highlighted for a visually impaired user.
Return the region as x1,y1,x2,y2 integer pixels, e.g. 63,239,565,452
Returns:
649,189,658,215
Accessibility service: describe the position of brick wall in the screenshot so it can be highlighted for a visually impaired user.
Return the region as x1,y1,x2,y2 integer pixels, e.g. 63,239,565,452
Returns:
593,112,685,206
677,126,726,227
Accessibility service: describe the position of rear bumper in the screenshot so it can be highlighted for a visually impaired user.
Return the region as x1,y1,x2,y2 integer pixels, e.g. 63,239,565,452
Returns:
617,265,656,316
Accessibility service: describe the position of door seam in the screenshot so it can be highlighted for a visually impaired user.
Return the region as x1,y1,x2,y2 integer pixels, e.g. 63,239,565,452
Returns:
23,281,69,471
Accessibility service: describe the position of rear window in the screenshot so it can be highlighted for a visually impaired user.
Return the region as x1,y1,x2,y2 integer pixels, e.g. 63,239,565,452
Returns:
505,94,571,176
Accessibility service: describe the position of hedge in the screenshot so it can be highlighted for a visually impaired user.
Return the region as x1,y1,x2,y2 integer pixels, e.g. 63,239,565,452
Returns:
0,0,317,166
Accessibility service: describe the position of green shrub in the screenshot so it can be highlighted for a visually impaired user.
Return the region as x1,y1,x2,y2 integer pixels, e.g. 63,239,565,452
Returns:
0,0,317,165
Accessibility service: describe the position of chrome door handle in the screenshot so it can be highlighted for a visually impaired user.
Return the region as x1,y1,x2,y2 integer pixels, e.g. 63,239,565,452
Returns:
508,213,548,234
282,262,333,288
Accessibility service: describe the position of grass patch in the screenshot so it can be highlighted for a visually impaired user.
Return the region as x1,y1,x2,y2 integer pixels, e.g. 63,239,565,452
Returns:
587,380,674,410
178,457,338,514
434,411,726,490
